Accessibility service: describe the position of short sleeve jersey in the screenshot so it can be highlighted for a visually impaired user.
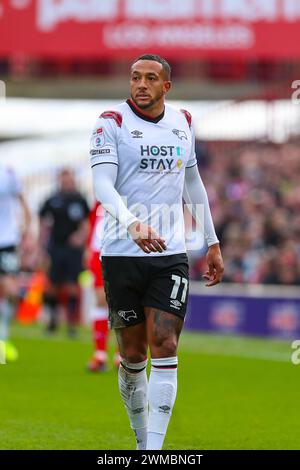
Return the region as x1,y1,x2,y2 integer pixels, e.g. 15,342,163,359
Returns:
90,99,197,256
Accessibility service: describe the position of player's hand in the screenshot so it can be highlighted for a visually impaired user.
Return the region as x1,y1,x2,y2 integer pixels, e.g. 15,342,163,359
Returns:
203,243,224,287
128,222,167,254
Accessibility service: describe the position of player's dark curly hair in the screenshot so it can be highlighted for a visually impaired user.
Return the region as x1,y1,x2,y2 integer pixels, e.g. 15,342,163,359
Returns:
131,54,171,80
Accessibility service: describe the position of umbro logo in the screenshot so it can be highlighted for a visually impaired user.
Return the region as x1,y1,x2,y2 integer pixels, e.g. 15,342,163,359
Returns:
170,299,182,310
172,129,187,140
118,310,138,321
132,407,145,415
159,405,171,414
131,130,143,138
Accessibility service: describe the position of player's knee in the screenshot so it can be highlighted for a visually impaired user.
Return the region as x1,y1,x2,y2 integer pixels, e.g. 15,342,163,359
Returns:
122,350,147,364
152,336,178,357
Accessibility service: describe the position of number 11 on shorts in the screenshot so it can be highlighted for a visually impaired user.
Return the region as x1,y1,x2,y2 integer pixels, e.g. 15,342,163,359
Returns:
171,275,188,302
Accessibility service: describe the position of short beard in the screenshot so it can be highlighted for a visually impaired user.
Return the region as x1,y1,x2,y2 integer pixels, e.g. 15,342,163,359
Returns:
131,91,164,110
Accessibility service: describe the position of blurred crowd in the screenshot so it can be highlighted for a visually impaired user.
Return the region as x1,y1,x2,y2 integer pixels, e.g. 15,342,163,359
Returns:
191,140,300,285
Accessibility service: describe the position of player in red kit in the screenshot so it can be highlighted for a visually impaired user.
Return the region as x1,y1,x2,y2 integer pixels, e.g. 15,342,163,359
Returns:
86,201,120,371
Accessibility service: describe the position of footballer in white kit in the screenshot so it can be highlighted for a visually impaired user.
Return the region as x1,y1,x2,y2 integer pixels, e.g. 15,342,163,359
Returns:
91,98,198,257
0,164,31,360
90,54,224,451
91,98,199,327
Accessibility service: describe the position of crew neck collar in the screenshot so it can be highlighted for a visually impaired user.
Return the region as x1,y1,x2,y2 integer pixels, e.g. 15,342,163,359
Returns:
126,98,165,123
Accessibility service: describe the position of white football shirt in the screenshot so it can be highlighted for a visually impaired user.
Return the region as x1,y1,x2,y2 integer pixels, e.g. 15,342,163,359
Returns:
90,99,197,256
0,164,22,248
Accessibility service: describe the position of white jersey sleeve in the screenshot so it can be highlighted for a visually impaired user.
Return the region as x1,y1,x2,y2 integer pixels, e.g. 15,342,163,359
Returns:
184,164,219,247
186,124,198,168
90,111,121,168
91,163,138,230
183,111,197,169
90,110,139,230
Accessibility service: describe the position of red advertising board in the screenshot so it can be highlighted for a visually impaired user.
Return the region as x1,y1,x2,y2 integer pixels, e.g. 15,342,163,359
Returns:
1,0,300,59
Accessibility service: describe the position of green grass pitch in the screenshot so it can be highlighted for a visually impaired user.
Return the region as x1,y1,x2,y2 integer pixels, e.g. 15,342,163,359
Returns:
1,324,300,450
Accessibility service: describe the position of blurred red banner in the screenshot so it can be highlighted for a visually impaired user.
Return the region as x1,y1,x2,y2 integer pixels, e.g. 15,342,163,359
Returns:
1,0,300,59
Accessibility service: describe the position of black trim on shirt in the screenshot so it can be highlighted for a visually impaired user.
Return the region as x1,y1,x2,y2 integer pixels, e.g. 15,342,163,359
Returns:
91,162,119,168
186,162,198,169
126,99,165,123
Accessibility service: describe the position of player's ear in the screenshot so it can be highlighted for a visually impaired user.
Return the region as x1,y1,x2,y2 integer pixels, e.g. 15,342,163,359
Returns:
163,81,172,95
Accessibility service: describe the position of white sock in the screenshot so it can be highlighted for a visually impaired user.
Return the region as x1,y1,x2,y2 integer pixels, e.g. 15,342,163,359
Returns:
118,359,148,450
0,299,13,341
147,356,178,450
